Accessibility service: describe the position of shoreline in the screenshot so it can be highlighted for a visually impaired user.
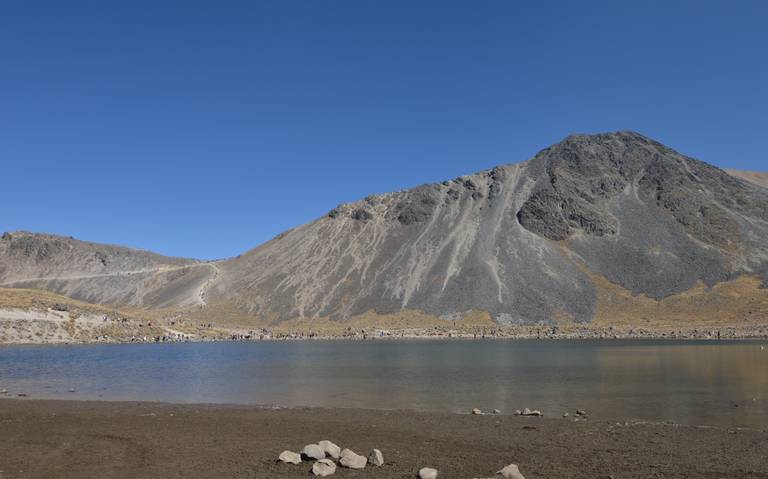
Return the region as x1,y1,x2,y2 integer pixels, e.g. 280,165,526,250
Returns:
2,321,768,346
1,395,765,430
1,399,765,478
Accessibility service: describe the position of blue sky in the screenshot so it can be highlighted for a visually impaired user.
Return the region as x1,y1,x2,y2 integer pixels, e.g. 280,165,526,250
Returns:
1,1,766,259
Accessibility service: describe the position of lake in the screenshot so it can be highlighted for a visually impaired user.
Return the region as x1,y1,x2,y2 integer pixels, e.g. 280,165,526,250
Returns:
1,339,766,427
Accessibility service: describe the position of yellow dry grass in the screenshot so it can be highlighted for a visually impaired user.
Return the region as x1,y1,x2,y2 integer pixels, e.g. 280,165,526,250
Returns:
589,274,768,329
0,287,137,318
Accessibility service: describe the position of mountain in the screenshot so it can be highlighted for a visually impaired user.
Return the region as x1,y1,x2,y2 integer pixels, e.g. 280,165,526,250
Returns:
726,169,768,189
2,132,768,327
0,232,216,308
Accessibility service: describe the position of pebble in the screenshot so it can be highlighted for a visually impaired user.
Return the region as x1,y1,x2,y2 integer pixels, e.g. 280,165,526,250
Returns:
419,467,438,479
472,408,483,415
368,448,384,466
312,458,336,476
492,409,501,414
278,450,302,464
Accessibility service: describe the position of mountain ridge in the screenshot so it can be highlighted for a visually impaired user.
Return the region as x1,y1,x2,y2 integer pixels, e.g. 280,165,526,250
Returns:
2,131,768,328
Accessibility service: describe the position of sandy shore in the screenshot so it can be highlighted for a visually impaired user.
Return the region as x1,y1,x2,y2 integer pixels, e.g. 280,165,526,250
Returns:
0,399,766,478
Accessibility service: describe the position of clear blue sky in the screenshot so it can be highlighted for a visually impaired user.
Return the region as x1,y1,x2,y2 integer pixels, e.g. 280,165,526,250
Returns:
1,1,766,259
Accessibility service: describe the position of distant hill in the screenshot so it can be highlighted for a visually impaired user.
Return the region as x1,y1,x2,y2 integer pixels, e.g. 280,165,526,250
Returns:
0,231,216,308
2,132,767,327
726,169,768,189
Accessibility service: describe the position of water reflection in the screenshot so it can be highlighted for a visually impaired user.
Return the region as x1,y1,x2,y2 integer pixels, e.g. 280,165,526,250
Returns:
0,340,765,427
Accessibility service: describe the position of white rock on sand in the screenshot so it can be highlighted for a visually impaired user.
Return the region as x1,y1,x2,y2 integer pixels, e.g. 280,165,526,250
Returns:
497,463,526,479
312,458,337,476
302,444,325,460
277,450,301,464
522,408,542,416
419,467,438,479
339,448,367,469
318,440,341,460
472,408,483,415
368,448,384,466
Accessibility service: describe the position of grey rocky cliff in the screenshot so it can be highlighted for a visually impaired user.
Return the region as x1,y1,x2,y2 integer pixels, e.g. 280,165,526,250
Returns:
209,131,768,322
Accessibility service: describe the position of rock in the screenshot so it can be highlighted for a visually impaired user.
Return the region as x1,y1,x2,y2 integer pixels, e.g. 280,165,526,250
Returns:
302,444,325,460
0,388,7,394
68,388,76,393
562,412,569,418
521,408,542,417
496,463,526,479
312,458,337,476
576,410,587,416
419,467,438,479
318,440,341,460
472,408,483,415
492,409,501,415
514,410,522,416
369,448,384,466
339,448,367,469
278,450,301,464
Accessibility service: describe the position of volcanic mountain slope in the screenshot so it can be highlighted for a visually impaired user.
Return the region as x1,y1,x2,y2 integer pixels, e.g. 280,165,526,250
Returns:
208,131,768,324
2,131,768,325
0,232,216,308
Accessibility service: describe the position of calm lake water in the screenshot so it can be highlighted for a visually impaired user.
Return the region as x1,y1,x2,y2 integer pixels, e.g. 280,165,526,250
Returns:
1,340,766,427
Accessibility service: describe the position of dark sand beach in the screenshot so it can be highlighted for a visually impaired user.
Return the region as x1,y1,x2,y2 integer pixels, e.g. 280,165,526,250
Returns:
0,399,766,478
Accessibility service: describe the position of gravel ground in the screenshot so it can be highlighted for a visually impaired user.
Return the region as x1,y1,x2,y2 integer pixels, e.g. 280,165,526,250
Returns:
0,399,766,478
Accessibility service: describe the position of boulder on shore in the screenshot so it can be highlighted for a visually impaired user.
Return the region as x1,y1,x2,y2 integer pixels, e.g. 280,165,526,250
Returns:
278,450,301,464
369,448,384,466
339,448,367,469
312,458,337,476
497,463,526,479
419,467,438,479
302,444,325,460
318,440,341,459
